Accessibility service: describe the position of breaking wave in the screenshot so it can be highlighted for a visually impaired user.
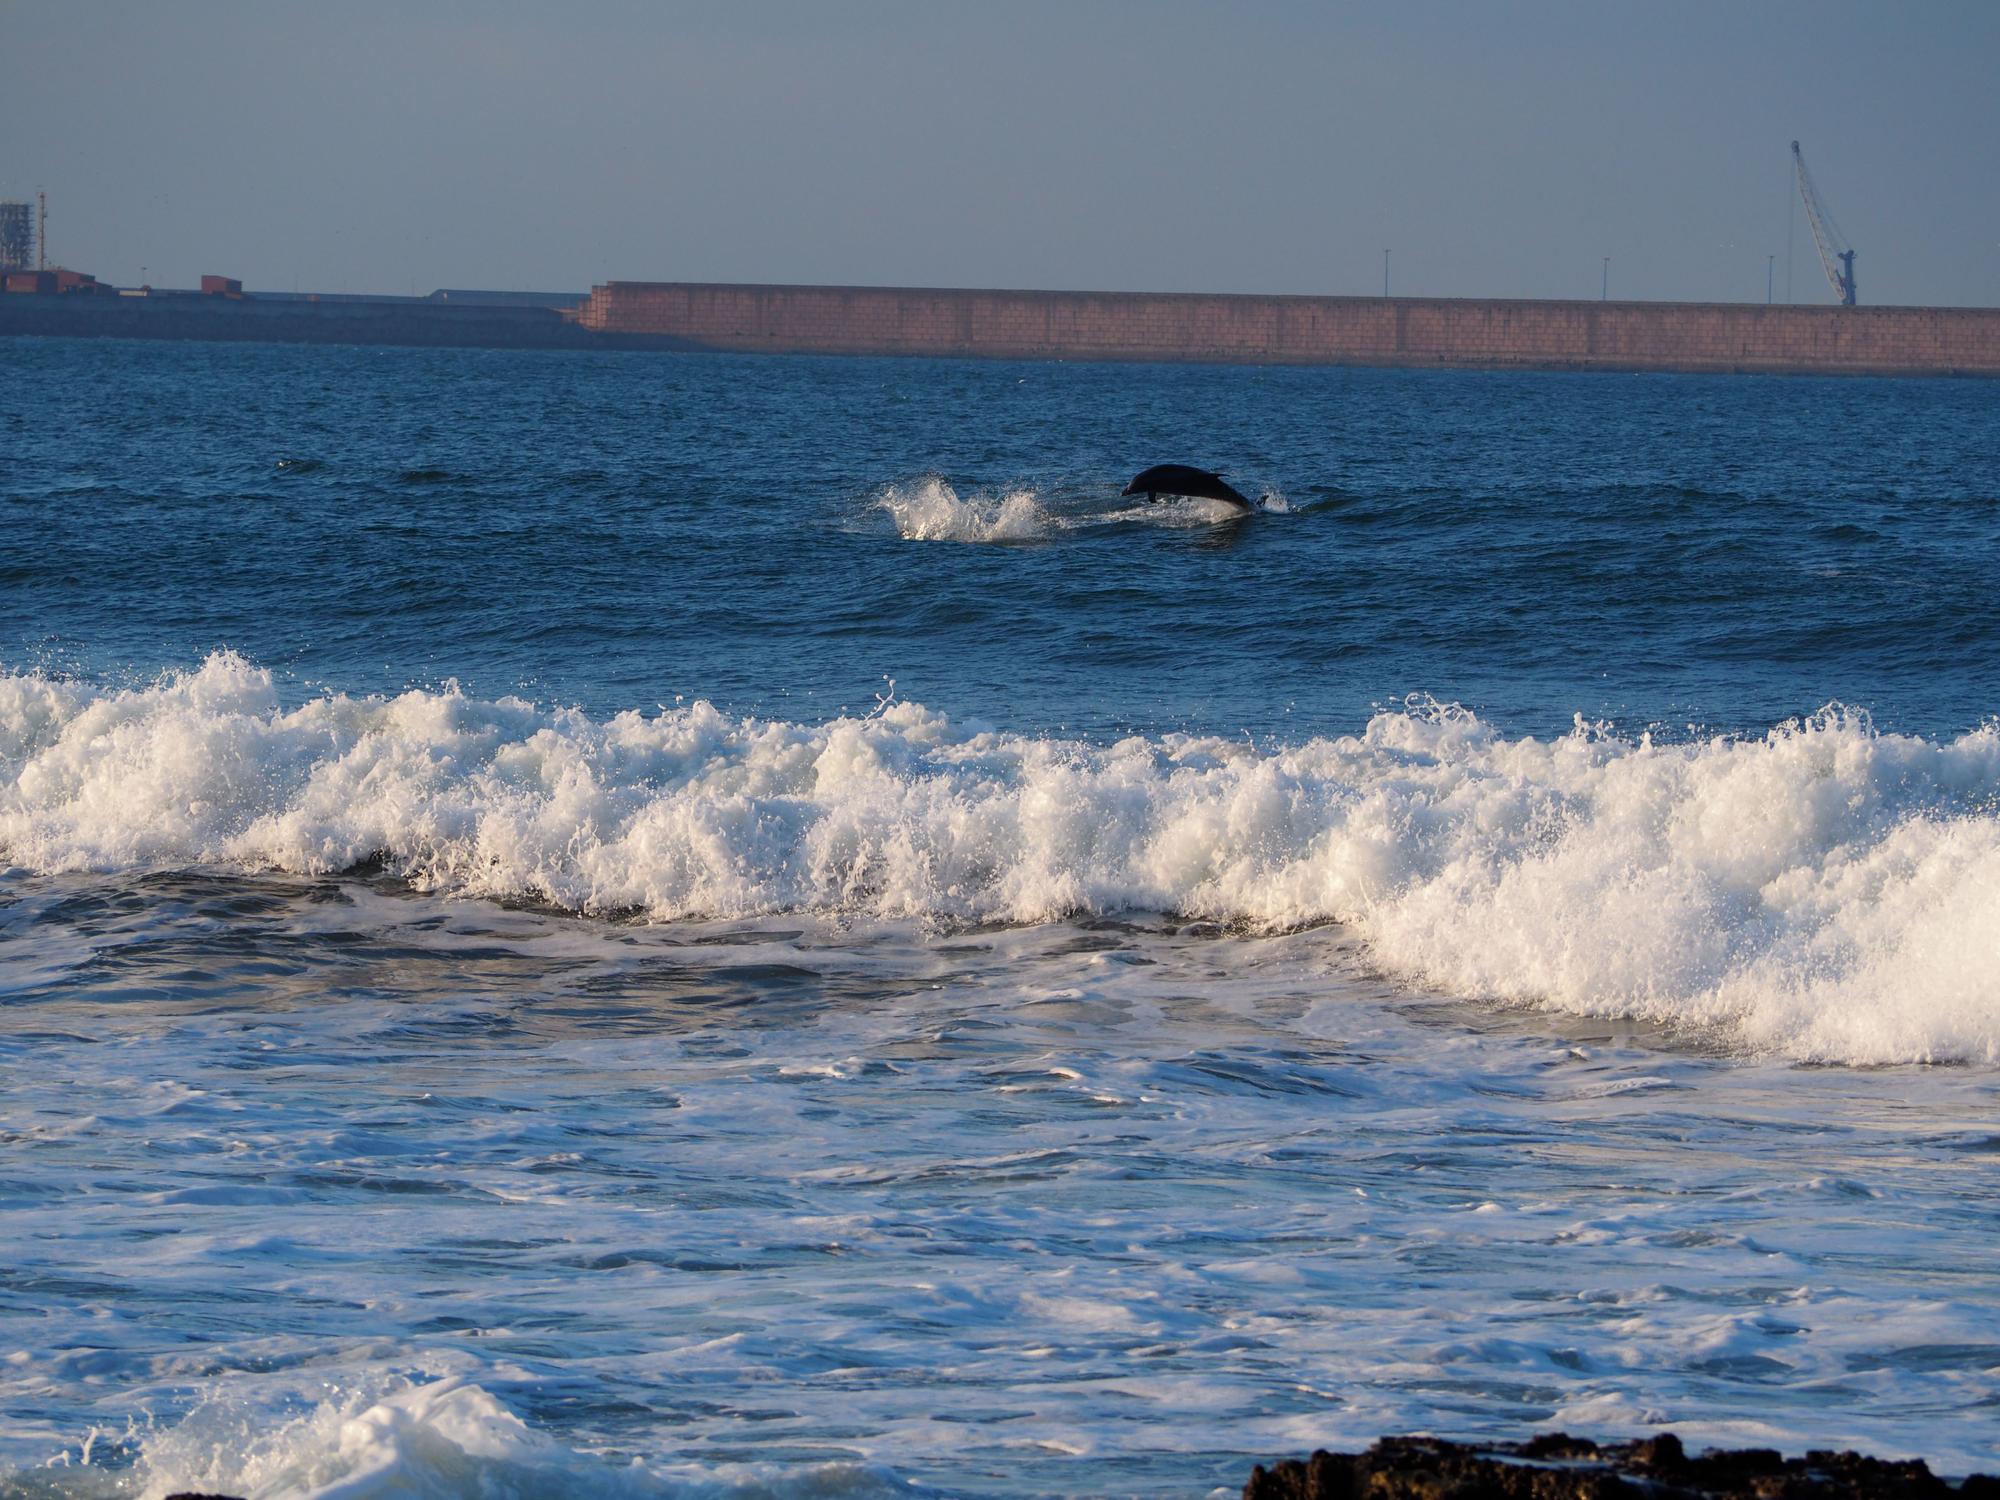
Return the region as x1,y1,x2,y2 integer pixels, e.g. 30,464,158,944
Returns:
24,1376,903,1500
5,653,1999,1065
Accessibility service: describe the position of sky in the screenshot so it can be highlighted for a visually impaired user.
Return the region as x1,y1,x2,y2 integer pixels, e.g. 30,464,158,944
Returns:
4,0,1997,306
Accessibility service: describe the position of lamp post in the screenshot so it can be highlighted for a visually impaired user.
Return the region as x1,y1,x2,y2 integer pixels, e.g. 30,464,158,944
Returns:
1601,257,1609,301
1767,254,1775,304
1383,249,1390,299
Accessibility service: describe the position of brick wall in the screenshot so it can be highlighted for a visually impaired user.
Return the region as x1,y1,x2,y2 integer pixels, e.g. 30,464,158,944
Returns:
577,281,2000,377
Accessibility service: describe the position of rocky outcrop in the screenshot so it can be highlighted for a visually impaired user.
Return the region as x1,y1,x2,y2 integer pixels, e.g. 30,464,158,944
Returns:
1243,1433,2000,1499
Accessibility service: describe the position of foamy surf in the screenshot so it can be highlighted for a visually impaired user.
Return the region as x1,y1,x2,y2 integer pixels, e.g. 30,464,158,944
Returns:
26,1375,906,1500
4,654,1997,1064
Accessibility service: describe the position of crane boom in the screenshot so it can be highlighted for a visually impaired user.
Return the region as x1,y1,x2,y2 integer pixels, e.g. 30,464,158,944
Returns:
1791,140,1856,305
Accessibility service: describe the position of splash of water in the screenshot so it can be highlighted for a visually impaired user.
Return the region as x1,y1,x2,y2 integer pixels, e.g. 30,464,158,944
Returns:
876,476,1051,542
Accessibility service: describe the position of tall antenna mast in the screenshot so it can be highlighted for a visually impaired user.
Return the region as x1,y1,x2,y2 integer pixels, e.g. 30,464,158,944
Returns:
1790,141,1856,306
37,189,47,270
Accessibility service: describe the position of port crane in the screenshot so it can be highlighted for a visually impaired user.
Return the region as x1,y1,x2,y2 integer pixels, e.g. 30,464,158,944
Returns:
1791,140,1856,305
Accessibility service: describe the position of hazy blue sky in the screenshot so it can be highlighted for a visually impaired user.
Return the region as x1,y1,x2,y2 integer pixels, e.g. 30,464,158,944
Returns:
5,1,1996,304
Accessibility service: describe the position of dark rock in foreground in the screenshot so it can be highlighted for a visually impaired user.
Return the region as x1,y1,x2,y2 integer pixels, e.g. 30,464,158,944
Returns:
1244,1433,2000,1499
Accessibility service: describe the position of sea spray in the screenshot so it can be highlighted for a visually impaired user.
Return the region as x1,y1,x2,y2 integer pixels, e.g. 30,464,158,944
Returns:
877,476,1052,542
874,475,1260,540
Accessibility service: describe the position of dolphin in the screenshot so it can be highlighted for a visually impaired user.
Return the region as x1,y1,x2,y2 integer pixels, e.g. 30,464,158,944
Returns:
1122,464,1255,512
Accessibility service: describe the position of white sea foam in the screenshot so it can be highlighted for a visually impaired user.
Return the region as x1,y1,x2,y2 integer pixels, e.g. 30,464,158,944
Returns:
38,1375,900,1500
4,654,1997,1063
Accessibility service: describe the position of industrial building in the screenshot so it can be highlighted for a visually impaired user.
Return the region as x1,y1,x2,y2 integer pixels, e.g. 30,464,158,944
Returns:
0,201,32,272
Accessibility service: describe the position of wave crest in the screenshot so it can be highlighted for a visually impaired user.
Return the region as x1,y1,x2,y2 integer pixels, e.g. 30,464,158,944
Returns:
29,1375,900,1500
5,654,1998,1064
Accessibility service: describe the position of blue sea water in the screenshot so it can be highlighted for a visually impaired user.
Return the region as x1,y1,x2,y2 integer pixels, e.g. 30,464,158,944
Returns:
2,338,1998,1497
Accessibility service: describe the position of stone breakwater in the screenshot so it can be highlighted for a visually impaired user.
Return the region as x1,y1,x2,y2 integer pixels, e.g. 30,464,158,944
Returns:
1243,1434,2000,1499
12,279,1994,372
575,280,2000,377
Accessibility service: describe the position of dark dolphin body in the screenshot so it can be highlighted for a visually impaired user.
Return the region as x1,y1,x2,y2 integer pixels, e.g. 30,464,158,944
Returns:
1121,465,1255,512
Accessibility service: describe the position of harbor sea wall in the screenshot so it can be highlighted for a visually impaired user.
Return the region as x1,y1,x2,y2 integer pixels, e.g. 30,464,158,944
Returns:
11,278,1997,374
577,281,2000,377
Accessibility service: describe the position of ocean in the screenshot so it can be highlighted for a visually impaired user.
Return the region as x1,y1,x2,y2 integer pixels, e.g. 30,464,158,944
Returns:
2,337,1997,1498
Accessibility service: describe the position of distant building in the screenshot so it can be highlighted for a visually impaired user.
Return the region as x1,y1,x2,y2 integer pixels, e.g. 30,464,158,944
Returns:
0,203,32,272
2,266,112,296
